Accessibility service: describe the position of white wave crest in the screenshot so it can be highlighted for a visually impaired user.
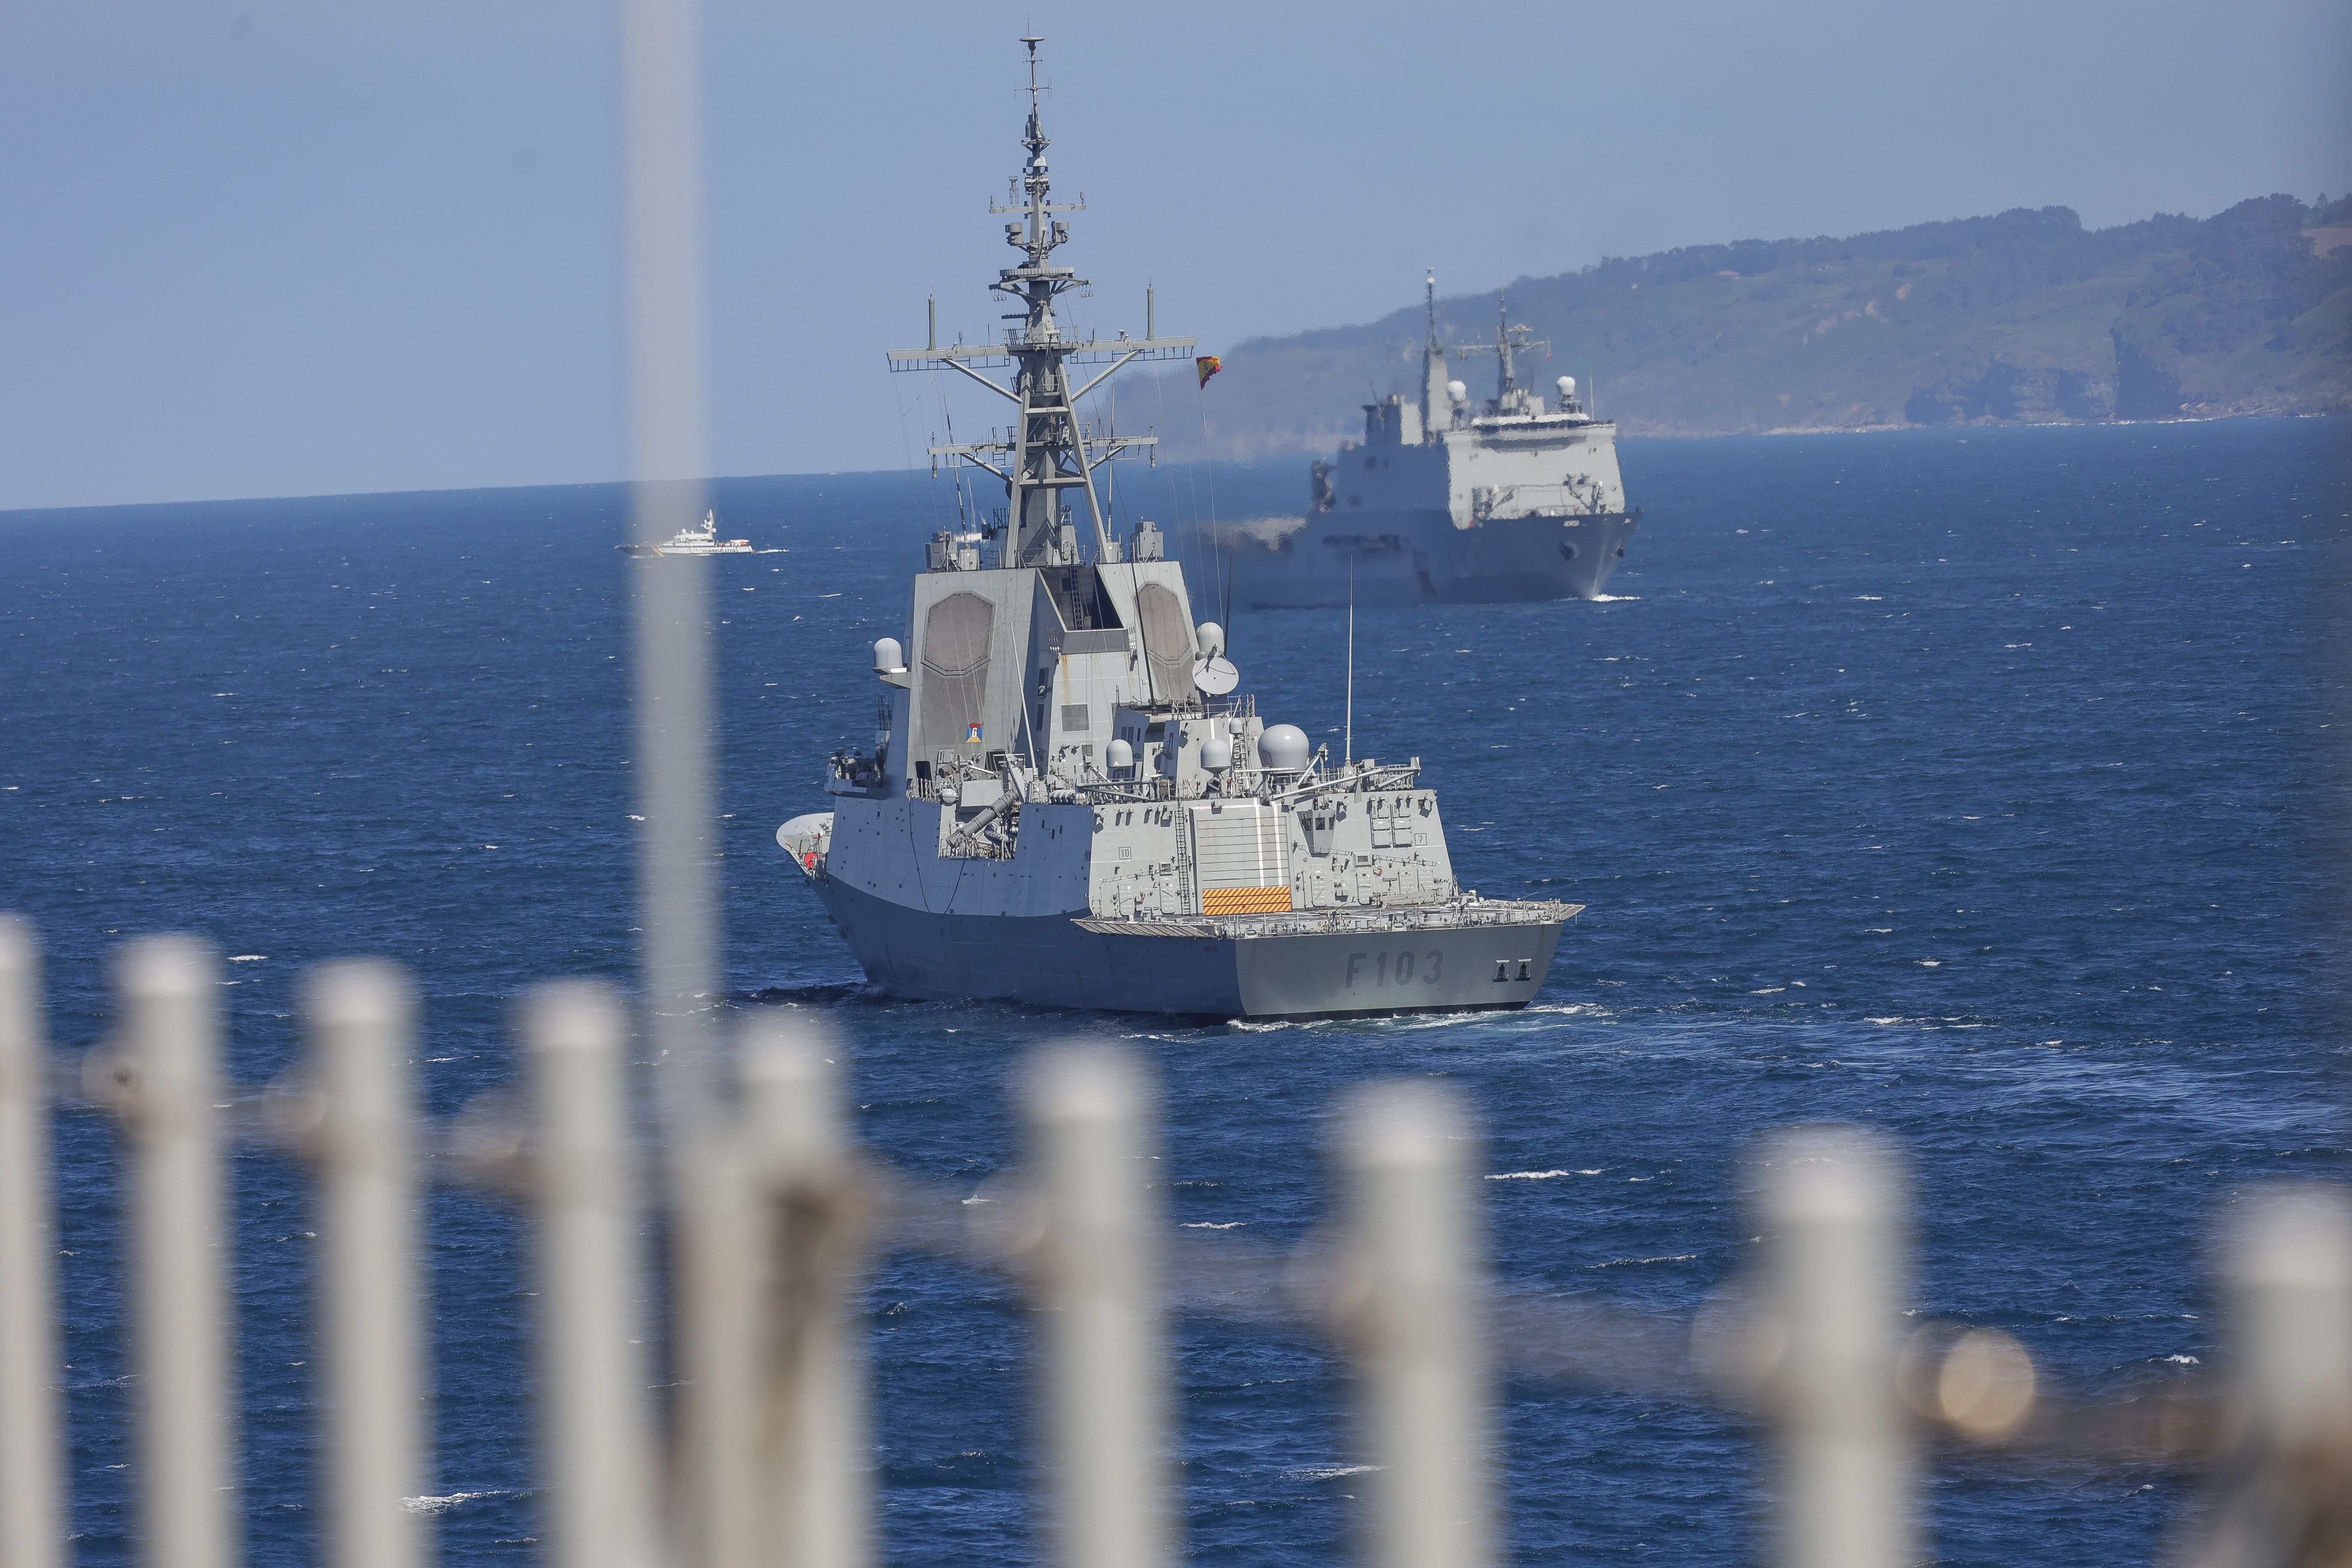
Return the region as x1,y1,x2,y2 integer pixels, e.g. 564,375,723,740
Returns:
405,1490,507,1515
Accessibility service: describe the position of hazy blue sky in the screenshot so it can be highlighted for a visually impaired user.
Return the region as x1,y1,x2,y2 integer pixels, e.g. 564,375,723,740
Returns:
3,0,2346,511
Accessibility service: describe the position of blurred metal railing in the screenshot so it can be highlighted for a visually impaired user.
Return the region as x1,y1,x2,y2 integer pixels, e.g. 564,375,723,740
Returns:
2,913,2349,1568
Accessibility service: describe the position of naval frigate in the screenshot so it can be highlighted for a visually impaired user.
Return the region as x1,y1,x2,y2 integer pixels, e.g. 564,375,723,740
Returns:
774,39,1577,1018
1225,282,1644,607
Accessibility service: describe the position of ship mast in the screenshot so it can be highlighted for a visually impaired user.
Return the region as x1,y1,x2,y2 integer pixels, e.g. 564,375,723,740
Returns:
886,37,1195,570
1454,292,1549,412
1494,296,1514,399
1420,269,1449,435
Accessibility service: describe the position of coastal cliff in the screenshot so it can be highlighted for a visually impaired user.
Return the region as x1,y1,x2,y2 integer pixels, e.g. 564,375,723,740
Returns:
1151,196,2351,458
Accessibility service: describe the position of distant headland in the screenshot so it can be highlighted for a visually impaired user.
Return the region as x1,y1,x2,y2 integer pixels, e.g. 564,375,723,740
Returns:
1157,194,2352,458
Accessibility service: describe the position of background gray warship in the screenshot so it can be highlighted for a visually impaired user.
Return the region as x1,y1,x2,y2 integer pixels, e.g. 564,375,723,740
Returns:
1225,282,1644,607
774,39,1576,1019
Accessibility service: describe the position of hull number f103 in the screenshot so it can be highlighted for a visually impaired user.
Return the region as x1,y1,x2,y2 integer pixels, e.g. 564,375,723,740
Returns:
1345,950,1446,987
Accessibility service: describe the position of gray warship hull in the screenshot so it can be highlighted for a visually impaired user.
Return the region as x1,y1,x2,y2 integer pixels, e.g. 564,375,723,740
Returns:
1229,283,1645,609
1228,505,1640,609
812,873,1565,1017
775,40,1583,1022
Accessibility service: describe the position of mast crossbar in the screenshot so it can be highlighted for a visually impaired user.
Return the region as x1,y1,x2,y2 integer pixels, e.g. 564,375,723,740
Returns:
895,35,1199,568
886,337,1194,372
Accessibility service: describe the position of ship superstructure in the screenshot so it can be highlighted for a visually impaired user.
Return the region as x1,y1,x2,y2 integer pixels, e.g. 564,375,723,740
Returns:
619,510,752,557
775,40,1576,1017
1228,280,1644,606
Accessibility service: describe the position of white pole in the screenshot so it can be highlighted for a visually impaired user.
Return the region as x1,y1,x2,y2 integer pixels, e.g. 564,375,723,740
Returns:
526,981,660,1568
1760,1128,1911,1568
741,1014,872,1568
619,0,717,1113
116,936,240,1568
616,3,727,1551
1024,1045,1171,1568
1344,554,1356,769
2236,1182,2352,1459
0,916,62,1568
2183,1184,2352,1567
304,960,428,1568
671,1138,763,1568
1338,1081,1491,1568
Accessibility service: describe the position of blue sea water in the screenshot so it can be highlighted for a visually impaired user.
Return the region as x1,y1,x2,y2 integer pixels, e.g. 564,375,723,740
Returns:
3,415,2348,1566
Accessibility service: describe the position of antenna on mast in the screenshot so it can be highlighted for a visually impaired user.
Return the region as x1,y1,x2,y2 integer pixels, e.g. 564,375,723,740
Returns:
1497,294,1511,397
1021,34,1047,156
885,36,1196,569
1452,291,1547,409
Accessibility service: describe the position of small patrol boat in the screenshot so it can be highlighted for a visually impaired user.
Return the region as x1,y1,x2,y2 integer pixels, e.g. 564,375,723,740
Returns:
773,38,1577,1018
618,510,752,557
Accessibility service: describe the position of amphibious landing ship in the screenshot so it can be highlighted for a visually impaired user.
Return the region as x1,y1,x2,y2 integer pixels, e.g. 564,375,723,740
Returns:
774,40,1577,1018
1225,284,1644,607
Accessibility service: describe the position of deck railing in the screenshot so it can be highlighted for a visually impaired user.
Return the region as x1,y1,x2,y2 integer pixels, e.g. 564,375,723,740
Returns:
1,917,2348,1568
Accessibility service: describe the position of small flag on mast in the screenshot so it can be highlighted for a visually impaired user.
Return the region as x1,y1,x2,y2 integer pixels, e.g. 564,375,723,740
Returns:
1195,355,1222,389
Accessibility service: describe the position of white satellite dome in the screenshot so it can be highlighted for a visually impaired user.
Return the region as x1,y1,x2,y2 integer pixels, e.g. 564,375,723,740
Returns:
1557,375,1577,399
1446,380,1468,404
1257,723,1311,772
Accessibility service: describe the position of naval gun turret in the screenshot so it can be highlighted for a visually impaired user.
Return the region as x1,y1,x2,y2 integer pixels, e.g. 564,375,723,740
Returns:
775,40,1577,1018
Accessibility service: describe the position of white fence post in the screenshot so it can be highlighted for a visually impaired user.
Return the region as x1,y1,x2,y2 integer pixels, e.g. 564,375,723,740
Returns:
0,916,63,1568
115,936,240,1568
670,1132,764,1568
304,960,428,1568
1337,1081,1491,1568
740,1014,871,1568
1024,1045,1172,1568
526,981,661,1568
2184,1183,2352,1568
1760,1128,1911,1568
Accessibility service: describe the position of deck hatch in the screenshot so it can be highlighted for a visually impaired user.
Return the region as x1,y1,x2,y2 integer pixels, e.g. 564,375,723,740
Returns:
1188,802,1292,914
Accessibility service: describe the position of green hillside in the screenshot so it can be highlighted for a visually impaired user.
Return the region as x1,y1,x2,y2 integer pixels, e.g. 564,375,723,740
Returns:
1156,195,2352,460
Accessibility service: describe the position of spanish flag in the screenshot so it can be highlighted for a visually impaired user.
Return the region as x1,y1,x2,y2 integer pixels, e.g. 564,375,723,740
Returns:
1195,355,1222,389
